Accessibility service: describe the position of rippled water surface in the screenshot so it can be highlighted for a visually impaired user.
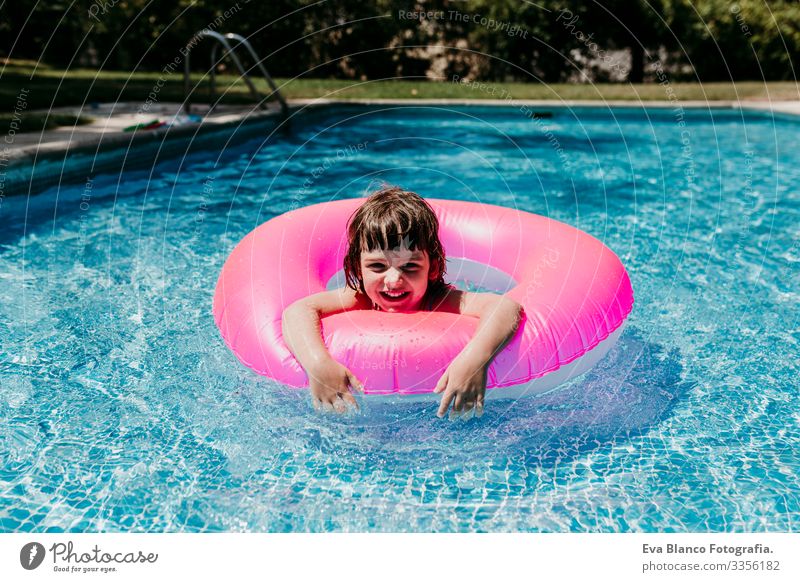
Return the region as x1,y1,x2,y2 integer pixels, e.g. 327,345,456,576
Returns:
1,105,798,532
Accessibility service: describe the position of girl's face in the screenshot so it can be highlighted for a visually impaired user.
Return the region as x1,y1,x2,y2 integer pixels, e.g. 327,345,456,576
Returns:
359,247,437,312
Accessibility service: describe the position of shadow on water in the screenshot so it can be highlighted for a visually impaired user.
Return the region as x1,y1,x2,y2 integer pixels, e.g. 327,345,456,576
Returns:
244,328,693,472
500,132,640,153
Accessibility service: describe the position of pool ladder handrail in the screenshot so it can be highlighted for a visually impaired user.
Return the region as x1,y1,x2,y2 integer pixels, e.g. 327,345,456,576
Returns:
183,30,288,117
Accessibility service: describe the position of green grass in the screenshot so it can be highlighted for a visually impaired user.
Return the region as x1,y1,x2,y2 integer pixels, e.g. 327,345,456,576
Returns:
1,58,797,112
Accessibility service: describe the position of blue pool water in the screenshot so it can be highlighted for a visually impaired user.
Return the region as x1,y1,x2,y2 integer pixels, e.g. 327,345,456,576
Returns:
1,105,798,532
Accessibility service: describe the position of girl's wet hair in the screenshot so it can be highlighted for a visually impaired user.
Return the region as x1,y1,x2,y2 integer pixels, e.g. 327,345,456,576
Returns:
344,185,447,295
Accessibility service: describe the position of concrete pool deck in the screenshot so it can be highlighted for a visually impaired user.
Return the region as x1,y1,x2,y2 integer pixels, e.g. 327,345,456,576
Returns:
1,101,289,163
1,98,798,195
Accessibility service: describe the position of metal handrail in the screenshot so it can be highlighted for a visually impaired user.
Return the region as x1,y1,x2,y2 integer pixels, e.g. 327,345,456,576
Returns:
213,33,288,114
183,30,288,117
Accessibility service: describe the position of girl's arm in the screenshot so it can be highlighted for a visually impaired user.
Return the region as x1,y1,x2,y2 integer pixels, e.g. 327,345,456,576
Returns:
434,291,522,418
282,288,369,411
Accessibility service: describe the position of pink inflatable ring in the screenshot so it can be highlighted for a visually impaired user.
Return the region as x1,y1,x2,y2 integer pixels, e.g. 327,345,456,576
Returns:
213,198,634,398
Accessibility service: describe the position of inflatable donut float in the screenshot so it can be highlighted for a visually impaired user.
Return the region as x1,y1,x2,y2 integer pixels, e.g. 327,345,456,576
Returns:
213,198,634,398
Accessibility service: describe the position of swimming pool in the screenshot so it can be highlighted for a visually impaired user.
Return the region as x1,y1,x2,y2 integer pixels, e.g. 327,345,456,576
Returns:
1,104,798,532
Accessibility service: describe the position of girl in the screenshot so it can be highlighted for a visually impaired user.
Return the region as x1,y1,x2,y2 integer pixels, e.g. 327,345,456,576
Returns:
282,186,521,418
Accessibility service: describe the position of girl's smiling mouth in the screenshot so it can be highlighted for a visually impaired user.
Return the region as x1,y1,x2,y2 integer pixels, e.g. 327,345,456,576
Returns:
380,290,410,301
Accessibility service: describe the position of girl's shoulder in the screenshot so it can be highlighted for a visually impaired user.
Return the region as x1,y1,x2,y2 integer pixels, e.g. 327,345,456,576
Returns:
427,283,462,313
352,290,376,310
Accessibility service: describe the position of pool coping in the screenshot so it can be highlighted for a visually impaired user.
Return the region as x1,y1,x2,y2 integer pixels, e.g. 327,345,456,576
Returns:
2,98,798,197
5,98,800,162
0,101,304,197
1,101,295,164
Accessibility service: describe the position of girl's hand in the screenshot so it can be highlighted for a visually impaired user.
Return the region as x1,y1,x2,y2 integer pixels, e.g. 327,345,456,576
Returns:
433,355,487,419
308,359,364,413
